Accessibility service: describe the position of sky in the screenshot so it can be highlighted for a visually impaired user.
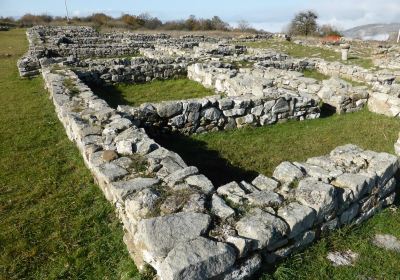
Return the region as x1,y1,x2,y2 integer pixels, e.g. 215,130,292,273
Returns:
1,0,400,32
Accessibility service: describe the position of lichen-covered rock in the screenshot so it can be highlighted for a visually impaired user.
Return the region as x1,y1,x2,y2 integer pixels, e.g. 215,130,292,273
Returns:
160,237,236,280
236,208,289,250
278,202,316,238
273,161,304,185
220,254,262,280
211,194,235,219
217,181,247,204
135,212,211,259
295,178,337,223
246,190,283,208
251,174,280,191
110,177,160,202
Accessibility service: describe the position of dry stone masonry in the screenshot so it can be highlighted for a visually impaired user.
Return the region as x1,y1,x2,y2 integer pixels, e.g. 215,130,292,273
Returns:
19,26,400,280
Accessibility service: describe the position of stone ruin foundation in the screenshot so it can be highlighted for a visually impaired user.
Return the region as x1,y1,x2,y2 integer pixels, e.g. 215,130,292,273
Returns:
18,26,400,280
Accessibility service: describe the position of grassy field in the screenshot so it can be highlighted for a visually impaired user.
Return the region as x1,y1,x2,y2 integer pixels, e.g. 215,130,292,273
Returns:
0,29,146,280
91,78,216,108
244,38,375,69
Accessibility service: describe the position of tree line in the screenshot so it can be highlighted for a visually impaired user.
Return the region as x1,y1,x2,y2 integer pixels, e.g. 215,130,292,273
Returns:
0,10,341,36
0,13,260,32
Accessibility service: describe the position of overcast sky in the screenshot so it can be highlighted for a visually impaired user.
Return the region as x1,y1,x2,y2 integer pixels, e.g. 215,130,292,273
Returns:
1,0,400,32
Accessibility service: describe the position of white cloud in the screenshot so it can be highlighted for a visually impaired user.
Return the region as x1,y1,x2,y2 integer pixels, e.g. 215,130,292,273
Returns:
229,0,400,32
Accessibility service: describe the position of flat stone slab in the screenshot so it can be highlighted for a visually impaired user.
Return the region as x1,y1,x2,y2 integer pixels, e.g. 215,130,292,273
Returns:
160,237,236,280
372,234,400,252
135,212,211,258
236,208,289,250
278,202,316,238
295,178,337,223
110,177,160,201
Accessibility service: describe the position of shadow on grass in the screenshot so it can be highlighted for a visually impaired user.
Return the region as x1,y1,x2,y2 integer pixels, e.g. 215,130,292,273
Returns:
89,83,128,108
152,132,259,187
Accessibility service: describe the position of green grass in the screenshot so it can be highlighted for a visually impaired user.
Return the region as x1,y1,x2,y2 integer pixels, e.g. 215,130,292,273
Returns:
244,39,375,69
91,78,216,108
159,109,400,181
302,69,330,81
0,29,146,280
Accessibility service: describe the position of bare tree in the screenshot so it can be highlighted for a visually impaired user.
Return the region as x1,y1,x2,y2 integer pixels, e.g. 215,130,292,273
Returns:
237,20,251,31
288,10,318,36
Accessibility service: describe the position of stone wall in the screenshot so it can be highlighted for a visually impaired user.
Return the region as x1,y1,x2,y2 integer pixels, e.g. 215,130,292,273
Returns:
188,62,369,114
40,67,398,280
314,59,396,86
118,94,320,135
74,57,189,85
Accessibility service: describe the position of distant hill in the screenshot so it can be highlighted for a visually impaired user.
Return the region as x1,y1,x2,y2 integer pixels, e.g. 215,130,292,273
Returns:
343,23,400,41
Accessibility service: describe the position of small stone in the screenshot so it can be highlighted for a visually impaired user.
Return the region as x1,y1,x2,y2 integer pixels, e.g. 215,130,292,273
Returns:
372,234,400,252
102,150,118,162
110,177,160,201
185,174,214,194
327,250,359,266
164,166,199,187
211,194,235,219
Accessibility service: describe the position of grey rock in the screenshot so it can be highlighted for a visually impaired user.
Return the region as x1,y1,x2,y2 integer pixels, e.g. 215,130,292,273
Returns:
125,188,161,220
295,178,337,223
278,202,316,238
116,140,134,155
218,98,234,110
185,174,215,194
246,190,283,208
225,236,253,258
110,177,160,201
160,237,236,280
332,173,376,201
327,250,359,266
236,208,289,250
182,193,206,213
223,108,246,117
201,107,222,121
378,177,396,199
340,203,360,225
239,181,259,193
273,161,304,185
211,194,235,219
164,166,199,187
272,98,289,114
135,212,211,258
251,174,280,191
97,163,128,182
221,254,262,280
372,234,400,252
217,182,246,204
156,102,183,118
